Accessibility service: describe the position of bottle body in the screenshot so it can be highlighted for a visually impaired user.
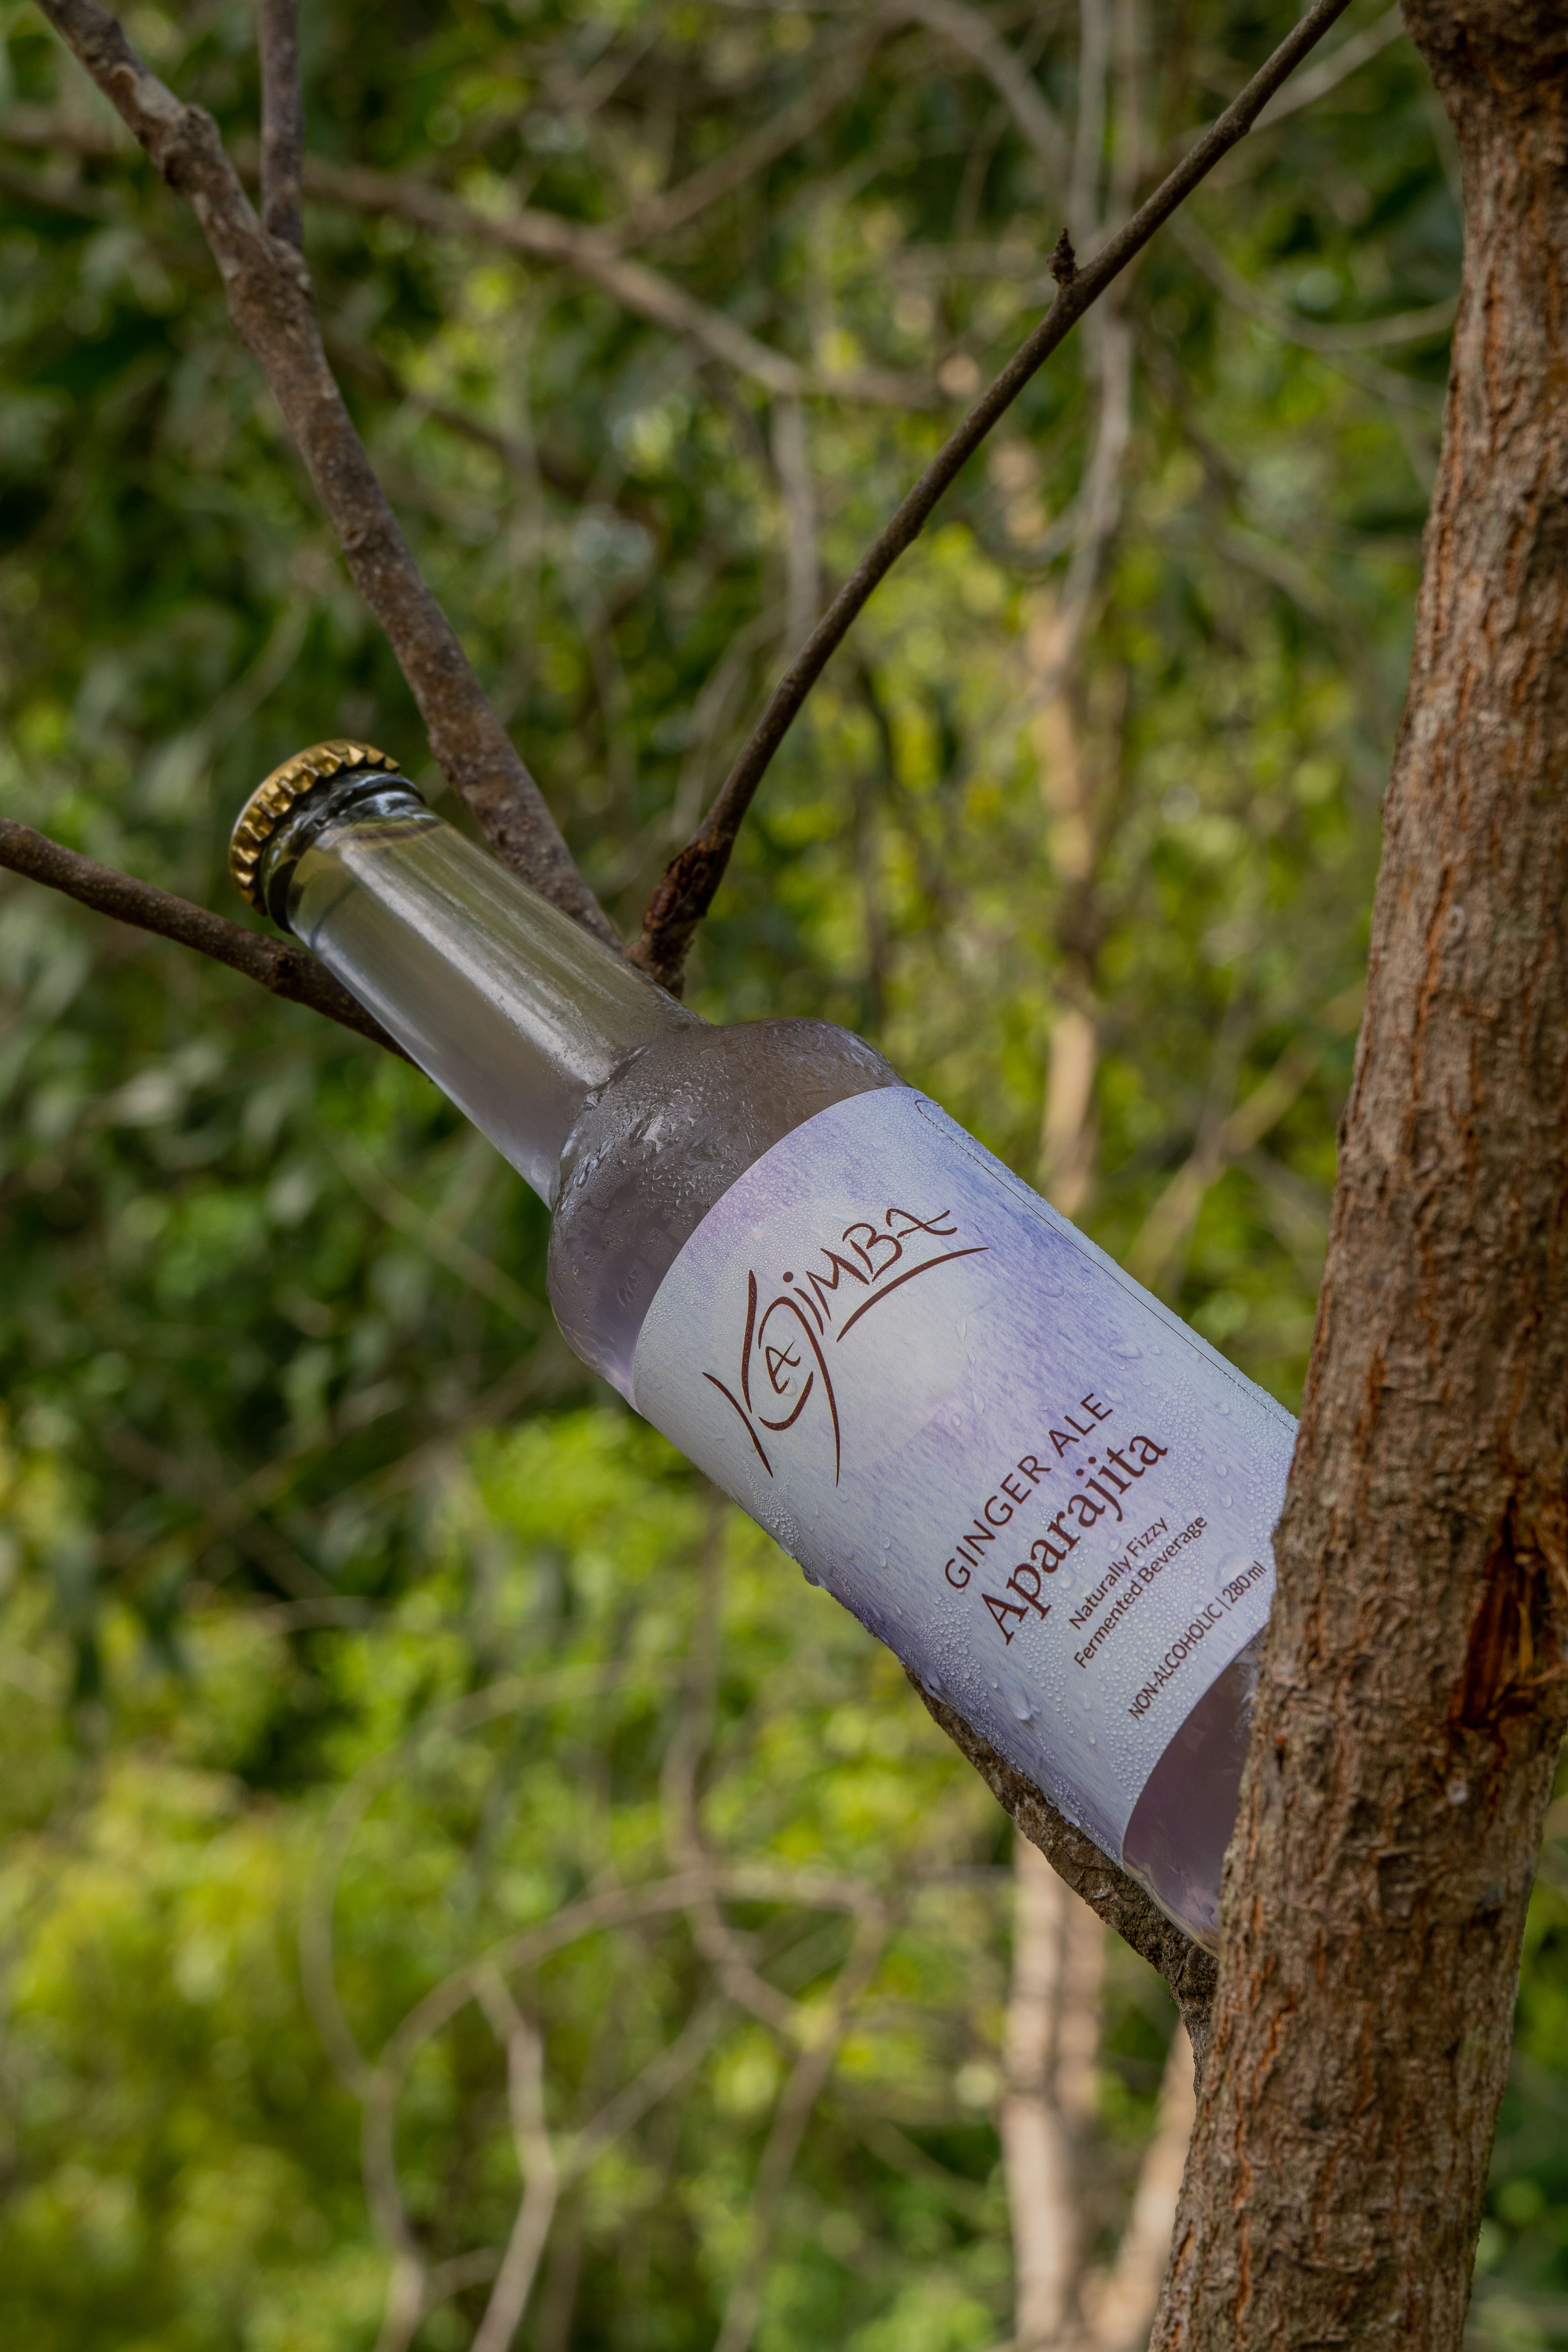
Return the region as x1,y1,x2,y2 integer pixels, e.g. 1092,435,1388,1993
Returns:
244,759,1285,1951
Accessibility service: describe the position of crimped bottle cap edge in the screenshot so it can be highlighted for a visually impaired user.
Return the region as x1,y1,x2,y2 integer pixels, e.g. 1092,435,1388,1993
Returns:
229,739,402,910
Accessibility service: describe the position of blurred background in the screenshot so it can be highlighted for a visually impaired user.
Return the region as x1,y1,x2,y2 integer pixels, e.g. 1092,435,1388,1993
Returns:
0,0,1562,2345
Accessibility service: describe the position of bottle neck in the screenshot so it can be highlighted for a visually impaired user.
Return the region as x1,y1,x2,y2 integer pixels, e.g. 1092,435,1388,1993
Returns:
265,780,699,1201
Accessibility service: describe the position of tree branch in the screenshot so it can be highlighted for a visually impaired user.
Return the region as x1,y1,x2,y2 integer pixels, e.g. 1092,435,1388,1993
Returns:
32,0,615,944
910,1679,1217,2074
0,818,409,1058
628,0,1356,991
299,156,934,409
471,1978,559,2352
257,0,301,249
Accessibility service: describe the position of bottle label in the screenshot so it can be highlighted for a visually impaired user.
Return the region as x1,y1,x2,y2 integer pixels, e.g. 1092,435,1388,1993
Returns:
631,1088,1295,1859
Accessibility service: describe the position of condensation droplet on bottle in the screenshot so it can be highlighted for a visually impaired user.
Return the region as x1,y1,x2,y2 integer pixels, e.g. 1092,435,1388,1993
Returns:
801,1565,821,1587
1010,1692,1034,1723
1111,1341,1142,1359
1221,1494,1234,1508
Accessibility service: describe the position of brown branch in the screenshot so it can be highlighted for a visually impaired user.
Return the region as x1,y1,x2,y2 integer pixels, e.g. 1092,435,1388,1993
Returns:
0,817,409,1058
32,0,615,945
0,100,927,408
628,0,1357,991
299,156,934,409
910,1679,1217,2075
257,0,301,249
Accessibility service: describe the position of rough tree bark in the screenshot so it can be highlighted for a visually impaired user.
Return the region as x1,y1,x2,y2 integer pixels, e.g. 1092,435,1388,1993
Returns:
1152,8,1568,2347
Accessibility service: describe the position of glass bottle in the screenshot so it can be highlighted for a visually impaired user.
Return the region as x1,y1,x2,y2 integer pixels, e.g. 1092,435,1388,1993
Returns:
232,742,1291,1949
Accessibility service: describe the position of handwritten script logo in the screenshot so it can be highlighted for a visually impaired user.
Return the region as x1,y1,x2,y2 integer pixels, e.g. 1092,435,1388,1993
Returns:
703,1206,987,1483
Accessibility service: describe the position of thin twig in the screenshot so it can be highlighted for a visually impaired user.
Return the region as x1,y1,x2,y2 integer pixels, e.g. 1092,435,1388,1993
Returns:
0,817,408,1058
330,1133,544,1329
1069,0,1111,249
712,1907,890,2352
1252,2,1405,129
628,0,1356,989
33,0,614,942
472,1978,560,2352
1172,209,1455,352
0,98,928,409
299,156,934,408
299,1663,684,2099
660,1493,809,2040
562,1998,730,2180
257,0,301,248
770,396,822,665
1028,298,1133,709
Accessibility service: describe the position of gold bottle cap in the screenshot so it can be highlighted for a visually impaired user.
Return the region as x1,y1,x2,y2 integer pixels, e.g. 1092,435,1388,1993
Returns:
229,739,403,911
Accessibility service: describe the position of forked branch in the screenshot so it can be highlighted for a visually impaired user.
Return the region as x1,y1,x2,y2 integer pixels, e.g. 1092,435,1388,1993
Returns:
33,0,615,944
629,0,1357,989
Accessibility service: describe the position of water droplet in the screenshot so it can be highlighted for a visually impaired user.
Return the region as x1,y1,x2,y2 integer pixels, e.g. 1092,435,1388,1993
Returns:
801,1565,821,1587
1010,1692,1035,1724
1221,1494,1234,1508
1111,1342,1142,1359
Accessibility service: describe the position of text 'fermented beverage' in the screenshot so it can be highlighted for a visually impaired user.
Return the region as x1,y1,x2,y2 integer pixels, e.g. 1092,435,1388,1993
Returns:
232,741,1294,1948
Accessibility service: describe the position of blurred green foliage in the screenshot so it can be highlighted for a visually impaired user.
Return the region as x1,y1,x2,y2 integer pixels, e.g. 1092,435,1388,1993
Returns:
0,0,1561,2342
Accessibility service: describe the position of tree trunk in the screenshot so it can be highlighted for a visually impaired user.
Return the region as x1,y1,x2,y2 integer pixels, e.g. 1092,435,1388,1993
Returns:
1151,8,1568,2347
1000,1837,1104,2348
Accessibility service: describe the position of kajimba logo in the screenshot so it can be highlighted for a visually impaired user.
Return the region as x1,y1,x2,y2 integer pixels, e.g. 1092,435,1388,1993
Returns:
704,1206,987,1482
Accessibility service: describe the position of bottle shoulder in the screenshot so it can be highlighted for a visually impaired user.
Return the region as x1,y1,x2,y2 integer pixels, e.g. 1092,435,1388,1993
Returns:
546,1018,905,1394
